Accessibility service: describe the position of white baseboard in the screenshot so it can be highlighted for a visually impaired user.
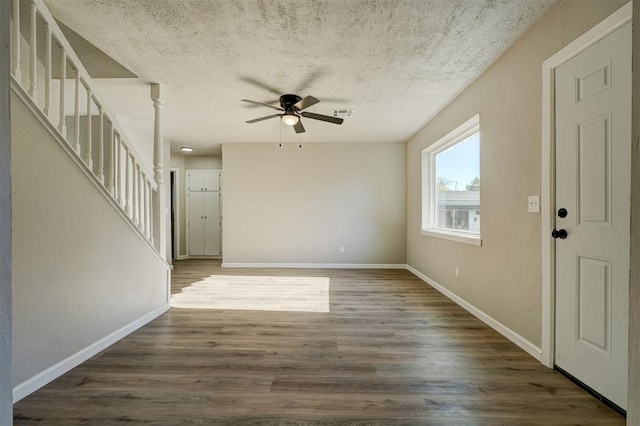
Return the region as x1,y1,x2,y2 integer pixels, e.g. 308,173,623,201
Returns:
13,303,170,403
405,265,542,362
221,262,407,269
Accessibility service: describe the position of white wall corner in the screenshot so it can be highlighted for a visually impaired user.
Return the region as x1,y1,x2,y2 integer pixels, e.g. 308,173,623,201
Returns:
405,265,543,362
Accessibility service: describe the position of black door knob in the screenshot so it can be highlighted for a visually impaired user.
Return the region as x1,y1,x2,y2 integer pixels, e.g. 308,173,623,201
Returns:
552,229,568,239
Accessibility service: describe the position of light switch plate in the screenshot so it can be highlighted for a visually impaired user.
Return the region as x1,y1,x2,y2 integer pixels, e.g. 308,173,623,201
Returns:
528,195,540,213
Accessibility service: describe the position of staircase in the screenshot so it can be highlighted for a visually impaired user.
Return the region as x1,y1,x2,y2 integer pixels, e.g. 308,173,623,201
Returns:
10,0,163,244
9,0,171,402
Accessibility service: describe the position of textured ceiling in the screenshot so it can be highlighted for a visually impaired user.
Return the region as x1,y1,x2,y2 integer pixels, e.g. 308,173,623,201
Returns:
44,0,558,155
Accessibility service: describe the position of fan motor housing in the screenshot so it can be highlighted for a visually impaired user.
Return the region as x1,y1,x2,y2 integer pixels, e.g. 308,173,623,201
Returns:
280,94,302,111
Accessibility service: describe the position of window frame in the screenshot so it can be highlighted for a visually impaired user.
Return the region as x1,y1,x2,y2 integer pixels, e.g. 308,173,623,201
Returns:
421,114,482,246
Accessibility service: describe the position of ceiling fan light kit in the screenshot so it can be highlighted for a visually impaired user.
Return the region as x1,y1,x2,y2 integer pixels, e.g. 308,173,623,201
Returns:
281,112,299,126
242,93,344,134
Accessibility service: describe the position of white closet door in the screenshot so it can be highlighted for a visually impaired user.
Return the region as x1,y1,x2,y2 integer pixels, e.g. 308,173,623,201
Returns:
187,171,205,192
204,192,220,256
188,192,205,256
204,171,220,192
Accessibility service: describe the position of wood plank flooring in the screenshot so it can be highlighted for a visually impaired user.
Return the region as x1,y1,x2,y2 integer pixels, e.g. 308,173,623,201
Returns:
13,260,624,425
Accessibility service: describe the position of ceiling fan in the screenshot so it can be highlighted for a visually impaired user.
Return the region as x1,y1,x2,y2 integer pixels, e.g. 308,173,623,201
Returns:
242,94,344,134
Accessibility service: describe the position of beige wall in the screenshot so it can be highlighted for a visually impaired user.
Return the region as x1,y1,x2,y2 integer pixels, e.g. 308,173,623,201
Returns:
0,1,12,420
406,1,627,348
222,142,406,265
11,93,169,387
186,155,222,170
169,154,222,258
629,0,640,423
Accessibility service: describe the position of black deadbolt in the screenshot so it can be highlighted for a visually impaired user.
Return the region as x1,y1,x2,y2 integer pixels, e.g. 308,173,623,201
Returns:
558,208,568,218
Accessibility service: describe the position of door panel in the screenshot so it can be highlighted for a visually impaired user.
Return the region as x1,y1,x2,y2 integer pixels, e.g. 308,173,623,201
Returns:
578,116,610,225
203,192,220,256
204,171,220,192
577,60,610,101
187,171,204,192
554,22,630,409
188,192,205,256
577,255,611,355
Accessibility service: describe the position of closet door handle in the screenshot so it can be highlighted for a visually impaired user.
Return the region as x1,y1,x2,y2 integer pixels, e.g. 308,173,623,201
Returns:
551,228,567,239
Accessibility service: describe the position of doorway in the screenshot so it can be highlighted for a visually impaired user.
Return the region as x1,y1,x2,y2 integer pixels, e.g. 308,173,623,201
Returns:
541,2,631,411
170,169,179,261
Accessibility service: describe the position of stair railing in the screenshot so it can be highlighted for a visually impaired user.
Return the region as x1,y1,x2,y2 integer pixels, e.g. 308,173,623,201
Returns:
9,0,160,252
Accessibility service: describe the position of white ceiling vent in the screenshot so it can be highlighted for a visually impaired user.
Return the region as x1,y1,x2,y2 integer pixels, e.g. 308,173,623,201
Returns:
332,109,354,118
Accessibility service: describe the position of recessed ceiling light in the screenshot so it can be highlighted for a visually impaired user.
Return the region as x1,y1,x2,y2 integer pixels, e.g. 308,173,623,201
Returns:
181,146,194,152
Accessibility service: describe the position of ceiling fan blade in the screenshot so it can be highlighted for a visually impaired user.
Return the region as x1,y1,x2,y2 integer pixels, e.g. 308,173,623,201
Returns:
241,99,283,111
246,114,281,124
293,96,320,111
300,111,344,125
316,96,349,104
293,120,305,134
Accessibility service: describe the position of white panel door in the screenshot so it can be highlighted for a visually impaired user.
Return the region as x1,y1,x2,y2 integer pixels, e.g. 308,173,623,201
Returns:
203,191,220,256
554,22,630,409
188,192,205,256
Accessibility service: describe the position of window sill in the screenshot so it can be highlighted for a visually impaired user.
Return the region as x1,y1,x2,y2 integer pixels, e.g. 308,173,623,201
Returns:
421,229,482,246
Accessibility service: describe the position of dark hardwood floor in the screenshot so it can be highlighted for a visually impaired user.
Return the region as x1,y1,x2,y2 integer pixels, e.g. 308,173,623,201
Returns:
13,260,624,425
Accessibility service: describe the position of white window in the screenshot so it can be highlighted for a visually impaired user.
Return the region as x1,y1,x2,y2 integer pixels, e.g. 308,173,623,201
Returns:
422,115,481,246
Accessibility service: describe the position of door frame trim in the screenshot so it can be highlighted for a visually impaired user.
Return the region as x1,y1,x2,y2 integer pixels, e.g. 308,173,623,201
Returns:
541,1,632,368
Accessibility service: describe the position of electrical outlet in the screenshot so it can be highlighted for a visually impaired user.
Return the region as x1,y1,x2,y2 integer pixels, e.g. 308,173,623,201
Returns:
528,195,540,213
339,246,345,254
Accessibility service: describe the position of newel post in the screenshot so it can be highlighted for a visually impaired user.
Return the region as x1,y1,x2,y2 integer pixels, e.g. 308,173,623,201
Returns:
151,83,167,260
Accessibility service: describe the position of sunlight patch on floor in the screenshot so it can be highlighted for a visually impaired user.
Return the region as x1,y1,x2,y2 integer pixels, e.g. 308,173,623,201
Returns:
171,275,330,312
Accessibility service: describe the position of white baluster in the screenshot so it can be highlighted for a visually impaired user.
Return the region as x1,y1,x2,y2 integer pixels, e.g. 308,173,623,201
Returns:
85,88,93,170
114,133,121,205
28,1,37,99
73,71,81,154
107,123,114,195
149,188,155,245
97,107,104,183
139,172,145,232
145,180,152,239
124,150,131,216
44,25,51,116
132,163,139,225
58,49,66,135
11,0,22,81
